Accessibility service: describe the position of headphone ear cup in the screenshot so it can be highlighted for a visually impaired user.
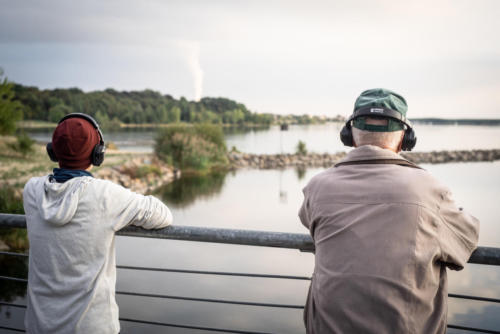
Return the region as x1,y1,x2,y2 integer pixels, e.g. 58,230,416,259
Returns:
91,144,106,166
340,125,354,147
46,143,58,162
402,128,417,151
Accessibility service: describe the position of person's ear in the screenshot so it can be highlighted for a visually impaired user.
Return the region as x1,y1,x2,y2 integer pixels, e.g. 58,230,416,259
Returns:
396,131,404,152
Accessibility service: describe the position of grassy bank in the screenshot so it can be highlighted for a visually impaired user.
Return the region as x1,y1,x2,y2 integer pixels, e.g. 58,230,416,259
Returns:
0,135,151,189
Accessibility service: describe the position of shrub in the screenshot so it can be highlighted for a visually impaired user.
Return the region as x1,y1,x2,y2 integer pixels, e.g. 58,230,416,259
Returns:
296,140,307,155
135,165,162,179
155,124,228,172
0,184,24,214
6,133,35,157
0,183,28,253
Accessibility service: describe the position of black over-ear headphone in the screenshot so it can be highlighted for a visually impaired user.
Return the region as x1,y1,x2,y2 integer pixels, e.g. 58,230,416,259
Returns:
46,113,106,166
340,107,417,151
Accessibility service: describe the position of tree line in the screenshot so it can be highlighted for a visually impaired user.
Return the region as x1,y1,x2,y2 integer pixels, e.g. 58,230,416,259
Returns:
12,85,275,128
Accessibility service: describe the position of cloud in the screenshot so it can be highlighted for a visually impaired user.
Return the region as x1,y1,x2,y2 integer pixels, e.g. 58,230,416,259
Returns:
0,0,499,116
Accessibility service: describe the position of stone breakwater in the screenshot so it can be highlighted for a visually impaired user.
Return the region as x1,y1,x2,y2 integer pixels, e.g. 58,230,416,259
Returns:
228,149,500,169
95,157,180,194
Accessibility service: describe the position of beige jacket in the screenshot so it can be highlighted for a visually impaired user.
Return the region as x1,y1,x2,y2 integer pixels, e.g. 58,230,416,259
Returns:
299,145,479,334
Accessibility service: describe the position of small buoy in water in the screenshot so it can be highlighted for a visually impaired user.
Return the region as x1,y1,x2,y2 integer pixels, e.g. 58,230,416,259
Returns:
280,123,289,131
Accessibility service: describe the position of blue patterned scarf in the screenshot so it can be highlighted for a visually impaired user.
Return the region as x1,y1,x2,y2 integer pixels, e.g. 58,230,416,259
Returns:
50,168,93,183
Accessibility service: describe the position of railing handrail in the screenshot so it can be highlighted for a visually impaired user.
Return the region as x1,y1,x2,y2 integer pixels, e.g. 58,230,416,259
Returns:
1,213,499,266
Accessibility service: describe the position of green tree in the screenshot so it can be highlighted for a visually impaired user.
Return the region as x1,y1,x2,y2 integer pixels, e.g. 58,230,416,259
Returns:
10,84,278,126
167,106,181,123
0,69,23,135
48,104,73,123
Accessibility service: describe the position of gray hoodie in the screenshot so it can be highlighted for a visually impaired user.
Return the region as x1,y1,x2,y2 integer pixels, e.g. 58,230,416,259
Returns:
23,175,173,333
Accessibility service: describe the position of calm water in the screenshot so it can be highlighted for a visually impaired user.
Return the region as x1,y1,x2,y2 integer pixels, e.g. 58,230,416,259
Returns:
2,125,500,332
26,123,500,153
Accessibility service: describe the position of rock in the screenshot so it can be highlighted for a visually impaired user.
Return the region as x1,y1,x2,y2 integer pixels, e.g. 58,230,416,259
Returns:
226,149,500,170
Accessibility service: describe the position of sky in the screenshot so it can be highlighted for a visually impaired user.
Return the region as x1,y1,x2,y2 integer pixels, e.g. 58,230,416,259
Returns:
1,0,499,118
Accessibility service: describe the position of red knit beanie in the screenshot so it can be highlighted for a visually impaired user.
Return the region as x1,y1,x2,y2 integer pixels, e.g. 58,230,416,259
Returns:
52,118,100,170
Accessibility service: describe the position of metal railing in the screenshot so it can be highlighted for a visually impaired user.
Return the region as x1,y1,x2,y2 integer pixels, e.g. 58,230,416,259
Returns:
1,213,499,333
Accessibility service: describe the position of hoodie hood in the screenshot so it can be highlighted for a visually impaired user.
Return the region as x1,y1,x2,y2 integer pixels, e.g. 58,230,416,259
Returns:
38,176,92,226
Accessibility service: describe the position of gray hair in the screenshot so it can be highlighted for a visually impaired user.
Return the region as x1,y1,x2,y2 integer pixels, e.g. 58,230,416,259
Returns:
351,117,404,151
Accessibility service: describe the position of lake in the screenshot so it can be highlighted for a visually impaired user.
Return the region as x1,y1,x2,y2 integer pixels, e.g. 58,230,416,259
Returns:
25,122,500,154
2,124,500,333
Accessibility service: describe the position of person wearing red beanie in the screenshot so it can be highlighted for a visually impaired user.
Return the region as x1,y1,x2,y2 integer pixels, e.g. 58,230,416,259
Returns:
23,113,173,334
51,117,100,170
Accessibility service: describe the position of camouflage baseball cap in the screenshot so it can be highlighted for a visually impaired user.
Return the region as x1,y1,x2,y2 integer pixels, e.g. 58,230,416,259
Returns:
354,88,408,116
352,88,408,132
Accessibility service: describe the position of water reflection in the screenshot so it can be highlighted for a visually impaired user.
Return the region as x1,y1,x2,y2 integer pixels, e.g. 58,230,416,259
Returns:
448,303,500,333
295,167,306,180
222,125,271,136
0,254,27,303
155,171,229,209
0,229,29,304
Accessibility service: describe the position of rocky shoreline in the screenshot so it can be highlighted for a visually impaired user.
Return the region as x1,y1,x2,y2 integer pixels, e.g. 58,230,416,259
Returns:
228,149,500,169
95,156,180,194
88,149,500,194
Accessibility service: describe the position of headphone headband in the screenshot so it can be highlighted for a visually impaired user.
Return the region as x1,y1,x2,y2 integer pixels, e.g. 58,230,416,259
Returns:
340,107,417,151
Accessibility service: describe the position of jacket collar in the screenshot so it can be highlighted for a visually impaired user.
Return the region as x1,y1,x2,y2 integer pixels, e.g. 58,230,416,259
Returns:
337,145,418,167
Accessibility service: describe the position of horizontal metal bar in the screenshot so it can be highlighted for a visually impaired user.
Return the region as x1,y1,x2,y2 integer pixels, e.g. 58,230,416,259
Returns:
0,326,25,333
1,275,499,308
1,213,499,265
2,301,499,334
0,302,27,309
116,290,304,309
119,318,274,334
0,251,28,258
448,293,500,304
447,324,500,334
0,213,314,251
0,252,312,280
116,265,311,281
0,303,273,334
0,251,310,280
0,275,28,283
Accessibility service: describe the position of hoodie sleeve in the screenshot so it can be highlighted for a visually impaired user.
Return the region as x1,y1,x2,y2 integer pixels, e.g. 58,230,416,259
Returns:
101,181,173,231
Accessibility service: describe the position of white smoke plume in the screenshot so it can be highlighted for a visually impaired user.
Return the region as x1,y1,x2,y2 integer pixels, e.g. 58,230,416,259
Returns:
178,41,204,101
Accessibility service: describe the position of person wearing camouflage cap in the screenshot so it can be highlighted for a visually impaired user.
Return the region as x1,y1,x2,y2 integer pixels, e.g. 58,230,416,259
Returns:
299,89,479,333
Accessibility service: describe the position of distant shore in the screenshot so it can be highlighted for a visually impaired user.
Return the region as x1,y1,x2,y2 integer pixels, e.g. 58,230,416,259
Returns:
17,118,500,130
411,118,500,126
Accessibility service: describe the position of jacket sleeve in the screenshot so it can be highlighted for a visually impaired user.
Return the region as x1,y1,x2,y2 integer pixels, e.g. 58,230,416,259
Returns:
437,189,479,270
102,181,173,231
299,186,312,229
